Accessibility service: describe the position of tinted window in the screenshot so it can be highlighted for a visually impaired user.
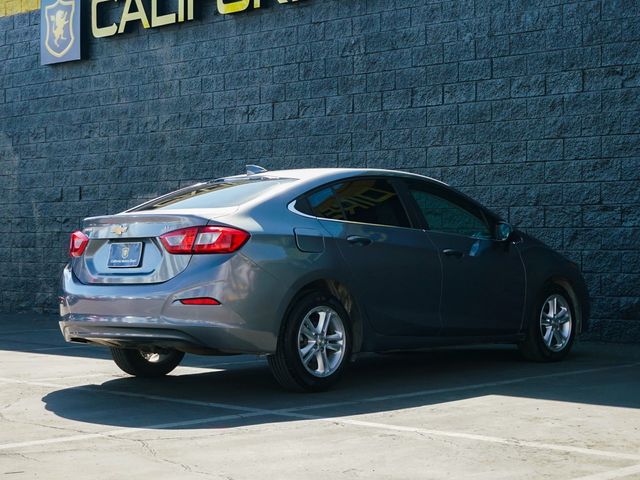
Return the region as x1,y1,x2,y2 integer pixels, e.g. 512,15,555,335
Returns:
134,178,294,211
407,181,490,238
307,185,346,220
335,179,410,228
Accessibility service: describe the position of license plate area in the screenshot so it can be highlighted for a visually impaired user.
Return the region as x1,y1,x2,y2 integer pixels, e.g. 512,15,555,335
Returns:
107,242,143,268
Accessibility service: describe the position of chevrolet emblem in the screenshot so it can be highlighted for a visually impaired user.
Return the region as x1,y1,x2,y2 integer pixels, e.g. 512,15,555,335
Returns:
111,225,128,235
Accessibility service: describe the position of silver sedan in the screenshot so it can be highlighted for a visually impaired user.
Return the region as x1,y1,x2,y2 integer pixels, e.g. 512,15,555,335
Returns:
60,167,590,391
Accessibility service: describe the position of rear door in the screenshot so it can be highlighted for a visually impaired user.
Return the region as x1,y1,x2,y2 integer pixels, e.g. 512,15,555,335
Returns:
306,178,442,336
402,179,526,335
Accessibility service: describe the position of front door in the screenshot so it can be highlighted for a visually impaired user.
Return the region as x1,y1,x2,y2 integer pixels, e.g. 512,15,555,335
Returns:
403,179,526,335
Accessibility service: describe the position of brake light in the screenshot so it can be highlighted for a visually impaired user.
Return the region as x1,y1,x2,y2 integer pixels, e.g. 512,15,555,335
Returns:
179,297,221,305
69,230,89,257
159,227,199,254
160,226,250,254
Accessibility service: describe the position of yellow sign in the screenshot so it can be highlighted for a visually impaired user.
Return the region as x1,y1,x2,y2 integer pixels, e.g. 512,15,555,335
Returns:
217,0,298,15
92,0,300,38
92,0,194,38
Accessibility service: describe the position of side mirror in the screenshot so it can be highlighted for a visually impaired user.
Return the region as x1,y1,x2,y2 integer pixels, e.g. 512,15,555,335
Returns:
495,222,513,242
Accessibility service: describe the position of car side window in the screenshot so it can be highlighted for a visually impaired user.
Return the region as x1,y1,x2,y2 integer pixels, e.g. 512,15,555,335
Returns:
307,185,346,220
334,179,410,228
406,181,491,238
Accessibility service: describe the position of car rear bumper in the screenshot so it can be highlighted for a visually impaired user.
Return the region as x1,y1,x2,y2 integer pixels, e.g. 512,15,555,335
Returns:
59,258,281,354
58,317,274,355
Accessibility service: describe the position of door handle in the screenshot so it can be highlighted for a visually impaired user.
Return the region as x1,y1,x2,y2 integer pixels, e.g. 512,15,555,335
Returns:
347,235,373,247
442,248,464,259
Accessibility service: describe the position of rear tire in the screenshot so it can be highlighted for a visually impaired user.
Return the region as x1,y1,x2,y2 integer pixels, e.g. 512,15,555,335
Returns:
110,348,184,377
519,284,576,362
268,291,352,392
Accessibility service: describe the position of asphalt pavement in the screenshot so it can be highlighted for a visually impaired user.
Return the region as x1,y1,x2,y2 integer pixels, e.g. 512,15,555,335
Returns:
0,314,639,479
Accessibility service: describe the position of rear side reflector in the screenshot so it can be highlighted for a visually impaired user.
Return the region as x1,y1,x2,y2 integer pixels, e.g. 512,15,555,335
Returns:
160,226,250,254
69,230,89,257
179,297,221,305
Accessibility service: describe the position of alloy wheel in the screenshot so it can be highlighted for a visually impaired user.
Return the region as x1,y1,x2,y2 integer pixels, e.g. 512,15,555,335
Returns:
297,306,346,378
539,294,572,352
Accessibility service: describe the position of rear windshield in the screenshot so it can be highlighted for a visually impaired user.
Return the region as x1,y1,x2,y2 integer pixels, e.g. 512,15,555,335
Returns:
133,178,295,211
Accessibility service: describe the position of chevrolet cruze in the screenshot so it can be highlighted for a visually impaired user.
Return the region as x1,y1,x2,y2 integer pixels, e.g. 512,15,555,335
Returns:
60,167,590,391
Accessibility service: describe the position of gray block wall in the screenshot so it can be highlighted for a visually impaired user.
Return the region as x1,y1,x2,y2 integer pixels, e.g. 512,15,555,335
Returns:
1,0,639,342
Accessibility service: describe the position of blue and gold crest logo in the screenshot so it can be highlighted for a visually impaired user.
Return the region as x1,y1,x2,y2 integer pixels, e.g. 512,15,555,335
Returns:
41,0,81,65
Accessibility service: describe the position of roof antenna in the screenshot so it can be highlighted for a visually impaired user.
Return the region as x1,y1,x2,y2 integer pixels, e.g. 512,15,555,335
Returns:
246,165,268,175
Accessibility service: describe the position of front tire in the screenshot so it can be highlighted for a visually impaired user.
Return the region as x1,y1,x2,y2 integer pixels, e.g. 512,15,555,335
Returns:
519,285,576,362
268,291,351,392
110,348,184,377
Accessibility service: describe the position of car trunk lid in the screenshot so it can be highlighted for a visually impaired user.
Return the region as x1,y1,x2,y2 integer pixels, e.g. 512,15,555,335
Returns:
72,209,235,285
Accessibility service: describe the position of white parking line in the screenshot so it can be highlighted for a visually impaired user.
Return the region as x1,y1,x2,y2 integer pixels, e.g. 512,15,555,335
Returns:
0,343,90,352
0,328,59,335
30,373,125,382
27,360,262,382
0,376,270,414
571,464,640,480
298,416,640,462
0,361,638,463
284,362,640,413
36,368,226,383
4,362,637,419
176,359,264,372
187,359,265,369
28,345,91,352
0,411,269,452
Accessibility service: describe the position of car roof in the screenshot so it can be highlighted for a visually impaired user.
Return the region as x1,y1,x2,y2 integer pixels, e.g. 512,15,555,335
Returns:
128,167,501,223
229,167,449,185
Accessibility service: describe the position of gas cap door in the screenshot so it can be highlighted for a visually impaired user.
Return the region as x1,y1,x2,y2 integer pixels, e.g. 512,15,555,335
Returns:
294,228,325,253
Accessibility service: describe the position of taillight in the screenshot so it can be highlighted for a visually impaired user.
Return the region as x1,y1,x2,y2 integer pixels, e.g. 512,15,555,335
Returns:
159,227,199,254
69,230,89,257
159,226,250,254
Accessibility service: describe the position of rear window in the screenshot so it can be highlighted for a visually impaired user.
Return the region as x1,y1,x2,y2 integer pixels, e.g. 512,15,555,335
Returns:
134,178,294,211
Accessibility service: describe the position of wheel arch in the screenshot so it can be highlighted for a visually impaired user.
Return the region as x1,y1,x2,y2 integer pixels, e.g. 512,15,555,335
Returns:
542,276,584,334
519,243,590,335
278,278,365,356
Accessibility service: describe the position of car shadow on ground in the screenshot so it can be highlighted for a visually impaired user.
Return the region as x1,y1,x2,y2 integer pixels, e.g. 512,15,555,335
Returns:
41,345,640,431
0,314,114,360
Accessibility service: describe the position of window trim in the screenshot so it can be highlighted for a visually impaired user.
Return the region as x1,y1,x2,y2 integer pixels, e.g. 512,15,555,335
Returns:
289,176,418,230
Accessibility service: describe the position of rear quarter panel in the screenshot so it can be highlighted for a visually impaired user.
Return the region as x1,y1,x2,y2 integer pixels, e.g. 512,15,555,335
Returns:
225,199,357,347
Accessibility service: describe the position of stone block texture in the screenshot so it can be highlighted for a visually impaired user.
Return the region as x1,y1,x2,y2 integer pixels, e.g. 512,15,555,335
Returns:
0,0,639,342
